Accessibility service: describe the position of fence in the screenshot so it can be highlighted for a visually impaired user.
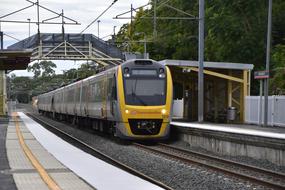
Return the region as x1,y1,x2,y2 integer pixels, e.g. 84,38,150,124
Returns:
172,99,184,119
245,96,285,127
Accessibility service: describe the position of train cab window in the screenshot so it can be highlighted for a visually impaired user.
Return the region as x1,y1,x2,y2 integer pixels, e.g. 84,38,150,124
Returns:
124,78,166,106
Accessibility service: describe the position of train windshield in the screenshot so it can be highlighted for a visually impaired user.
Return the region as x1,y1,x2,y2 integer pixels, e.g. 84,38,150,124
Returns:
124,78,166,106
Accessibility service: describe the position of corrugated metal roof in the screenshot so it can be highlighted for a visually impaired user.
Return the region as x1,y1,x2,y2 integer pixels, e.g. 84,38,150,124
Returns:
159,59,254,70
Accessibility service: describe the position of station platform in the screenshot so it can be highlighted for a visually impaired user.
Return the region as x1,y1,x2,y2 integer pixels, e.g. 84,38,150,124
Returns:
171,121,285,167
171,121,285,140
0,112,164,190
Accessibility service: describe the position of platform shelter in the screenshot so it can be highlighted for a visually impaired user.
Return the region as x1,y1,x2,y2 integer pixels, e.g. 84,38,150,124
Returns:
0,50,32,116
160,60,254,123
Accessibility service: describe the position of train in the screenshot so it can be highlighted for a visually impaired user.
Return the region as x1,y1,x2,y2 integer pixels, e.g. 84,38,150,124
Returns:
37,59,173,140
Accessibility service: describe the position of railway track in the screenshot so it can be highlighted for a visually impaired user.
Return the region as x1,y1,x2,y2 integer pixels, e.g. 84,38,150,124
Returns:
133,143,285,190
26,112,173,190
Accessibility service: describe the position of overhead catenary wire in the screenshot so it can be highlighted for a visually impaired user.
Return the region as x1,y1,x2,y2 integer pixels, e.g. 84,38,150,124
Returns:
3,33,21,41
25,0,78,24
0,0,79,25
80,0,118,34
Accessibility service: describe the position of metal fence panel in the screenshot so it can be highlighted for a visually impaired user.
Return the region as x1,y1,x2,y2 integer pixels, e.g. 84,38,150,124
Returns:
173,99,184,119
245,96,285,127
273,96,285,127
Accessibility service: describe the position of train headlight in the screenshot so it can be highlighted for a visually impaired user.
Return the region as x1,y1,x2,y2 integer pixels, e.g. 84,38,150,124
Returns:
123,67,130,77
125,109,129,114
161,109,167,114
159,68,165,78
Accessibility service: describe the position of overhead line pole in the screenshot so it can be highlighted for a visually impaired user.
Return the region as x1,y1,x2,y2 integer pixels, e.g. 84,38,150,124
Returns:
264,0,272,127
97,20,100,38
130,4,133,37
153,0,157,38
198,0,205,122
62,9,65,41
37,0,40,45
0,22,3,50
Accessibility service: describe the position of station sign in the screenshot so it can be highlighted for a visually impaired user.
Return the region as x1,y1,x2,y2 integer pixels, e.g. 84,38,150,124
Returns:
254,70,269,79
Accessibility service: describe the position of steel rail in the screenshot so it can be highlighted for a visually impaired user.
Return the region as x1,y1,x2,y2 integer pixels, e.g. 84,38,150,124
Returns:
26,112,173,190
159,143,285,180
133,143,285,190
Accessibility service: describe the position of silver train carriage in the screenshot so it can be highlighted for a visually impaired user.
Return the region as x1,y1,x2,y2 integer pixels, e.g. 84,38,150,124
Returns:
37,59,173,140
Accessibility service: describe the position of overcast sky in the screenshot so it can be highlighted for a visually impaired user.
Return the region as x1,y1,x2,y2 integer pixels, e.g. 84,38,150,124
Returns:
0,0,150,76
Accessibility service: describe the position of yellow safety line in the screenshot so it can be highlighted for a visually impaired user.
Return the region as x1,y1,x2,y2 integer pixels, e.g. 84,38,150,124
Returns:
12,112,61,190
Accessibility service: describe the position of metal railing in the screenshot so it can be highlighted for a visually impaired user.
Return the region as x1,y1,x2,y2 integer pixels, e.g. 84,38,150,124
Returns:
31,40,122,66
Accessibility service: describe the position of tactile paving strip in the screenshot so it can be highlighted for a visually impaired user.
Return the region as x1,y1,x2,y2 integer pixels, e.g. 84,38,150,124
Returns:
6,116,95,190
13,173,49,190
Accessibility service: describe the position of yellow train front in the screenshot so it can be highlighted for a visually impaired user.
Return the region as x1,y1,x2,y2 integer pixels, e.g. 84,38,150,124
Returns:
115,59,173,140
37,59,173,140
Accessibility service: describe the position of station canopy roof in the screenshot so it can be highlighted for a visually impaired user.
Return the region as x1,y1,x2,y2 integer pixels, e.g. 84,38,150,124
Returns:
159,60,254,70
0,49,32,70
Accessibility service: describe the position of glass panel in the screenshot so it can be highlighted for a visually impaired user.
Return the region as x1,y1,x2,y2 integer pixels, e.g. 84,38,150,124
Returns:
124,78,166,106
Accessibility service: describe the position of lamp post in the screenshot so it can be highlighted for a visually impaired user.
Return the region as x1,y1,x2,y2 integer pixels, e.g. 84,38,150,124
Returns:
113,26,116,36
113,25,116,44
264,0,272,127
27,18,31,38
97,20,101,38
198,0,205,122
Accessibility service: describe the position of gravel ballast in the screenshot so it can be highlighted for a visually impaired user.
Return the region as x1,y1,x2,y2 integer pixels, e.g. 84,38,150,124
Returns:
29,113,276,190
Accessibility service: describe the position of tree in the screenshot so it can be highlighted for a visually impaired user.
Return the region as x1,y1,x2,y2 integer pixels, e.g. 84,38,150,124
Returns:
27,61,57,78
270,44,285,94
115,0,285,95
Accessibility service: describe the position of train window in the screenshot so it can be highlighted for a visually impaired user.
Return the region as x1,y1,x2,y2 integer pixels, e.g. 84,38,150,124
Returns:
134,60,153,65
97,81,103,102
75,88,80,102
68,89,75,102
124,78,166,106
107,78,112,101
112,75,117,101
82,85,87,102
90,81,103,102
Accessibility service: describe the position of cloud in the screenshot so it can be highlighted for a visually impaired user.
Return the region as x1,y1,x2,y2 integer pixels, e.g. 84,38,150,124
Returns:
1,0,150,76
1,0,150,42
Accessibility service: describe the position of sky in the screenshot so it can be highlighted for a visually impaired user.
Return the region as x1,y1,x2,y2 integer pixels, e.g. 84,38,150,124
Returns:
0,0,150,76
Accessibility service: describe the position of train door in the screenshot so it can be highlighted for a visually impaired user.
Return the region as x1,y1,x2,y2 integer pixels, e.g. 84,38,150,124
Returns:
84,82,90,116
51,95,55,118
74,82,81,116
110,75,117,117
101,75,108,118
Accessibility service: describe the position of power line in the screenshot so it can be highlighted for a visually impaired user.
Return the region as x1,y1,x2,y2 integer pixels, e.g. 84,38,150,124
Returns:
3,33,21,41
80,0,118,34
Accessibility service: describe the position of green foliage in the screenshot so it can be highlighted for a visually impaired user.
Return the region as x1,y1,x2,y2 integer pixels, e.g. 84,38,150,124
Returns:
115,0,285,95
9,61,98,102
270,44,285,94
27,61,57,79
